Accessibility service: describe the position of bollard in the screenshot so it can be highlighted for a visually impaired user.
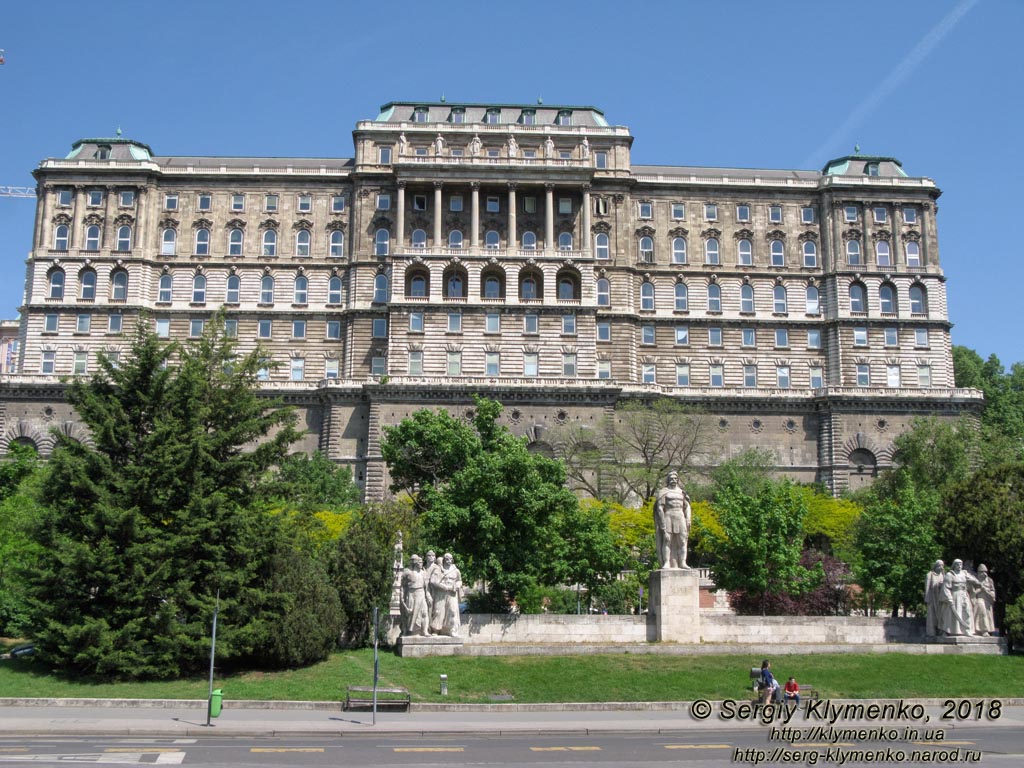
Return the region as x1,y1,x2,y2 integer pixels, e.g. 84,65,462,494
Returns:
439,674,448,696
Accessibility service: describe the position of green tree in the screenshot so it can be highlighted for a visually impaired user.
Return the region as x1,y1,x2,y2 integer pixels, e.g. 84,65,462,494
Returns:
0,447,43,636
272,451,360,512
25,321,308,678
544,500,627,599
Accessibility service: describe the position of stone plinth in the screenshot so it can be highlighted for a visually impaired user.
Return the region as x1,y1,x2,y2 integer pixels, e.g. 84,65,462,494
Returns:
396,634,464,657
648,569,701,643
925,635,1008,654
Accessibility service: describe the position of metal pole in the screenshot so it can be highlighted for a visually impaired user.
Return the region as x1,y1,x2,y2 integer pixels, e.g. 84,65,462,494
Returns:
205,590,220,727
372,606,379,726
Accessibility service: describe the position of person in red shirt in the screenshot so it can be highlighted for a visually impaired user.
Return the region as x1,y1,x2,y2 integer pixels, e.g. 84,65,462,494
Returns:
784,676,800,705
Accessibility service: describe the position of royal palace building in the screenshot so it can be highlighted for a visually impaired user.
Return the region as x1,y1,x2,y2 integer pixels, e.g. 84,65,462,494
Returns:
2,101,981,497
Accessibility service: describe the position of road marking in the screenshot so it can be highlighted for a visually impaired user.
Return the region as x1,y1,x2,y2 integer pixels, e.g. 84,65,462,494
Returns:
250,748,325,753
393,747,465,752
664,744,731,749
0,750,27,753
0,753,185,764
154,755,186,765
104,749,181,753
530,746,601,752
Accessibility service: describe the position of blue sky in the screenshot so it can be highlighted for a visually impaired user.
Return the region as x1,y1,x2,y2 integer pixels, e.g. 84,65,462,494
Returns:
1,0,1021,365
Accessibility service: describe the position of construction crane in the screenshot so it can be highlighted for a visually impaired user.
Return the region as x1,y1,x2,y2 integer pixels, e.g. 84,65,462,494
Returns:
0,186,35,198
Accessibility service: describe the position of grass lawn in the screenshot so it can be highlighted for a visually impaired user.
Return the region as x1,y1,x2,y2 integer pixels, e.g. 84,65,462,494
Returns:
2,650,1023,703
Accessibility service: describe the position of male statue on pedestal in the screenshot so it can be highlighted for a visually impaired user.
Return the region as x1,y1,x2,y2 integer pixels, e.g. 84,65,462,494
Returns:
924,559,945,637
970,564,996,636
654,471,692,569
400,554,429,637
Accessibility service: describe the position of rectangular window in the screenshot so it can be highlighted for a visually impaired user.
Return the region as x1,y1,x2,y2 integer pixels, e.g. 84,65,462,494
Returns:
562,353,577,377
562,314,576,335
258,319,272,338
559,198,572,214
853,327,868,346
198,194,211,211
407,351,422,376
671,203,686,220
379,147,392,164
447,313,462,333
777,366,791,389
887,364,901,388
293,319,307,339
810,366,824,388
639,202,653,219
372,318,387,338
873,206,887,224
449,195,463,212
231,194,245,211
119,190,135,207
486,196,500,213
487,148,500,158
801,206,816,224
224,318,238,338
807,329,821,349
485,351,500,376
598,360,611,380
108,313,123,334
844,205,858,222
524,314,538,334
76,314,91,333
595,151,608,169
559,151,572,160
775,328,789,348
744,364,757,388
325,358,340,379
297,195,312,213
857,363,871,387
412,194,427,211
523,352,538,377
265,194,279,212
641,363,656,384
741,328,756,347
884,327,899,347
44,313,59,333
450,149,463,157
371,356,387,376
594,197,608,216
675,326,689,345
524,196,537,214
476,312,497,334
88,190,104,206
291,358,305,381
409,312,424,333
915,328,930,348
326,319,341,339
641,324,655,345
597,321,611,342
675,364,690,386
74,351,88,375
708,327,722,346
41,350,56,374
704,203,718,221
709,364,724,387
769,205,782,223
377,193,391,211
57,189,73,206
190,318,205,338
736,204,750,222
332,195,346,213
918,365,932,388
902,207,918,224
155,318,170,338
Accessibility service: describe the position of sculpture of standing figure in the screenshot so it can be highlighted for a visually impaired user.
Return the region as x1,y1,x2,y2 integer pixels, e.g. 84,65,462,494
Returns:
970,564,996,636
580,136,590,158
423,550,441,617
429,552,463,636
544,135,555,158
434,134,445,155
400,554,429,636
507,135,518,157
469,134,482,156
941,558,975,636
924,559,945,636
654,471,692,569
398,132,408,156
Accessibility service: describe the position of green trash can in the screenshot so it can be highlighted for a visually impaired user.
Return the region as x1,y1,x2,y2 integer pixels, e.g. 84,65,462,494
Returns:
209,688,224,718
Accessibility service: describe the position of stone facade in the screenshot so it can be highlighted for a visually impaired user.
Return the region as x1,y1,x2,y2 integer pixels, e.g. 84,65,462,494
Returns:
0,101,981,496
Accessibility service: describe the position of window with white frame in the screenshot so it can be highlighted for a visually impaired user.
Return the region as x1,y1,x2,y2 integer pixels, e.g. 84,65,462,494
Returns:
856,363,870,387
231,194,245,211
371,356,387,376
736,204,750,222
770,239,785,267
639,236,654,262
595,232,609,259
801,206,816,224
596,278,610,306
295,229,311,256
484,351,500,376
197,194,211,211
108,313,123,334
879,283,896,314
372,317,387,338
853,327,868,346
902,207,917,224
675,326,689,345
48,269,66,299
158,274,173,302
155,318,170,338
76,313,91,333
85,225,100,251
326,320,341,339
260,275,275,304
638,201,653,219
73,351,88,375
57,189,72,206
523,314,538,334
884,327,899,347
743,364,757,388
54,224,69,250
707,283,722,312
873,207,887,224
809,365,823,388
671,203,686,219
377,193,391,211
223,318,237,338
777,366,791,389
769,205,782,223
742,328,756,347
887,364,901,388
849,282,867,312
41,350,56,374
914,327,929,347
448,195,463,212
740,284,754,313
775,328,789,347
80,270,97,300
844,206,858,222
641,324,656,345
485,313,500,333
378,147,392,164
408,311,424,333
485,230,500,249
672,237,687,264
773,285,788,314
88,190,104,206
642,363,656,384
258,319,272,338
375,228,389,256
709,364,724,387
674,283,688,311
263,229,277,257
597,321,610,342
297,194,312,213
291,358,305,381
329,230,344,257
737,238,752,266
598,359,611,379
803,240,817,267
292,275,307,304
704,203,717,221
562,314,576,335
675,363,690,386
194,228,210,256
407,350,422,376
192,274,206,303
522,231,537,249
559,198,572,214
708,327,722,346
704,238,720,264
332,195,346,213
115,226,132,251
641,281,655,310
325,358,340,379
905,241,921,266
909,284,926,315
326,275,342,305
523,352,538,377
595,151,608,169
876,240,891,267
918,364,932,388
447,312,462,333
160,228,177,256
807,328,821,349
189,318,205,338
558,232,574,250
265,194,279,212
562,353,577,377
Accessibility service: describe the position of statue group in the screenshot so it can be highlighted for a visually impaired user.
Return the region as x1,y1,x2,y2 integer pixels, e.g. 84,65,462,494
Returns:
400,550,463,638
654,471,692,569
925,559,997,637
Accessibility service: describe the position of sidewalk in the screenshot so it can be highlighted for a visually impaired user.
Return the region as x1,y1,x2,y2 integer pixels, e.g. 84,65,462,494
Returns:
1,698,1022,738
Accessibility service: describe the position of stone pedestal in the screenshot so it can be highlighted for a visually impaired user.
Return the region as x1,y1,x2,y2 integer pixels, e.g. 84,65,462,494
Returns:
396,634,464,658
649,568,701,643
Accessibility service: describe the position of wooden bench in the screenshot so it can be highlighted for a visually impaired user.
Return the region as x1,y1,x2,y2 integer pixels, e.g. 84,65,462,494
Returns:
344,685,411,711
747,668,820,703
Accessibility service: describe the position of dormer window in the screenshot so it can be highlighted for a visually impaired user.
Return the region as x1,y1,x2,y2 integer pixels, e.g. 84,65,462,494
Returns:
449,108,465,124
865,162,880,176
556,110,572,126
413,107,429,123
93,145,111,160
484,108,500,124
520,110,536,125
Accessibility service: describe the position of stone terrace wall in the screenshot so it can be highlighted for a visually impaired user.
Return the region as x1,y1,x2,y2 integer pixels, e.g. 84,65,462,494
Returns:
464,613,652,644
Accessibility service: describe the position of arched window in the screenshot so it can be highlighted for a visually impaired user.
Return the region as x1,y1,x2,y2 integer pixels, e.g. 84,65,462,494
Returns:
704,238,719,264
194,228,210,256
260,275,275,304
110,270,128,301
158,274,173,303
522,231,537,250
596,277,610,306
640,281,655,310
672,237,687,264
905,241,921,266
374,228,390,256
408,271,428,298
85,225,100,251
448,230,463,249
79,269,97,300
411,229,427,249
805,285,820,314
909,284,927,315
558,274,579,301
54,224,70,250
849,282,867,313
595,232,609,259
740,283,754,313
879,283,897,314
770,239,784,266
846,239,862,265
707,283,722,312
263,230,277,257
229,228,243,256
329,231,346,259
445,272,464,298
485,230,500,249
520,275,538,300
803,241,817,267
773,284,788,314
162,228,177,256
116,225,132,251
295,229,311,256
226,274,240,304
876,240,891,267
483,273,504,299
674,282,688,311
294,275,309,304
327,275,342,304
737,238,752,266
558,232,573,251
639,236,654,262
373,273,388,303
192,274,207,303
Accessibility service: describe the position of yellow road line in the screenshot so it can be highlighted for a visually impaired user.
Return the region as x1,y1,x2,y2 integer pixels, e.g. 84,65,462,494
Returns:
664,744,731,750
0,749,27,753
393,747,465,753
251,748,325,753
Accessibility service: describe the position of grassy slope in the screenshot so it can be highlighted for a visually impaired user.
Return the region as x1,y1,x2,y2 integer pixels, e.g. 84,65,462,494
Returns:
2,651,1022,702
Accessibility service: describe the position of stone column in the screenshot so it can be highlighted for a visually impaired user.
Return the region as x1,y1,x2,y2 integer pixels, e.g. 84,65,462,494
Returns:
433,182,443,248
648,569,701,643
545,184,555,252
396,182,406,249
74,185,87,249
37,186,51,250
470,182,480,249
582,184,591,257
920,202,934,267
507,184,517,249
135,186,148,250
104,185,116,251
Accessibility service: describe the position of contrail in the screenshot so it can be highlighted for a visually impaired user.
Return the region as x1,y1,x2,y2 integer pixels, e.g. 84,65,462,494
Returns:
801,0,980,169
